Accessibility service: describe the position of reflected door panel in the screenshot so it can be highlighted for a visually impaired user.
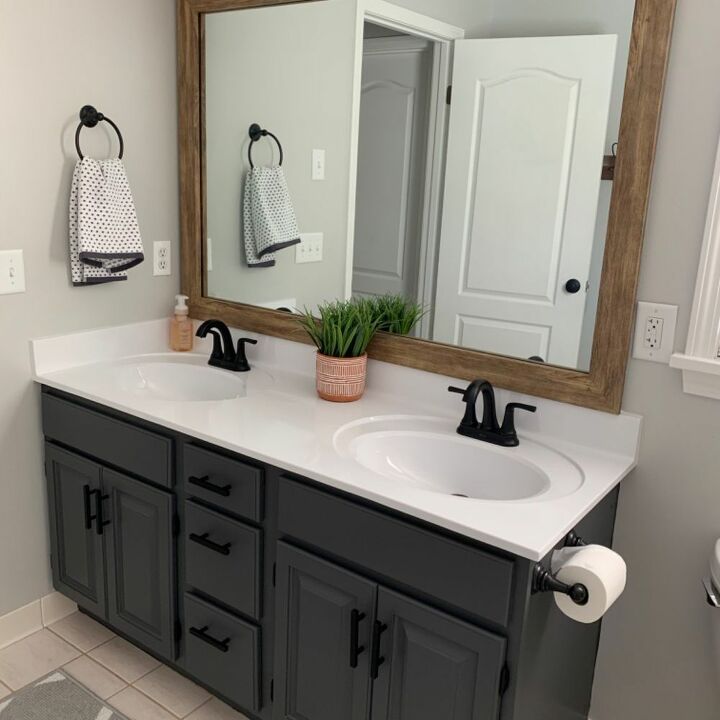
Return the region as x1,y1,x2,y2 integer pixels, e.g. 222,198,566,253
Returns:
434,35,617,367
353,37,432,301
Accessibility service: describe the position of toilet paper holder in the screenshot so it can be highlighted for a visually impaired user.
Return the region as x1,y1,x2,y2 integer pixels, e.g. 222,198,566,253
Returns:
532,530,590,607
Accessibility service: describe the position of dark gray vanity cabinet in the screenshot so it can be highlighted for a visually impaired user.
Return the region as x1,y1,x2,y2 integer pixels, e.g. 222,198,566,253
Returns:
102,468,176,659
41,387,618,720
273,542,376,720
45,444,106,618
273,542,507,720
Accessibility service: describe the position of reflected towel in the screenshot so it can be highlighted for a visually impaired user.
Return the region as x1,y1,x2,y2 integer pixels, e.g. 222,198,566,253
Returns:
243,165,300,268
69,158,144,286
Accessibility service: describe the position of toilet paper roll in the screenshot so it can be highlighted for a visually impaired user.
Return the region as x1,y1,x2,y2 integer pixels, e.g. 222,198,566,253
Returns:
550,545,627,624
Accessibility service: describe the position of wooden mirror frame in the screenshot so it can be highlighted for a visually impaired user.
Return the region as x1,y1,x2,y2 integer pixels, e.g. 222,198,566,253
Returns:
178,0,677,413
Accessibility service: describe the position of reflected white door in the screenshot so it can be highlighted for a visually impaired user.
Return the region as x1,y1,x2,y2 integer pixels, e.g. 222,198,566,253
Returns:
433,35,617,367
353,37,432,301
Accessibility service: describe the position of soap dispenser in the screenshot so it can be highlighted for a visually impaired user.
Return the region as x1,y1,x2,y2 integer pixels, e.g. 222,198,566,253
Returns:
170,294,194,352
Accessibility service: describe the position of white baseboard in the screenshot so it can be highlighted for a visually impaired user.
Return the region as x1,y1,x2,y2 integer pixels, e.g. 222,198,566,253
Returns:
0,592,77,650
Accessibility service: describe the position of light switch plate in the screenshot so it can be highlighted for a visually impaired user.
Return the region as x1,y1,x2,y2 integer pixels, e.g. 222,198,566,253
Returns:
296,233,324,264
633,301,678,363
312,149,326,181
0,250,26,295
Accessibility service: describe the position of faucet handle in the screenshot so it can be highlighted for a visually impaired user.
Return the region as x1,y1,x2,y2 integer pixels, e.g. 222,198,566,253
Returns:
501,403,537,437
448,385,479,428
234,338,258,373
448,386,467,397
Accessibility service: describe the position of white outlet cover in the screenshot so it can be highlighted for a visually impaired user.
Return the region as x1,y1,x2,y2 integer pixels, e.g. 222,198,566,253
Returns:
0,249,26,295
153,241,172,277
633,301,678,363
312,149,326,181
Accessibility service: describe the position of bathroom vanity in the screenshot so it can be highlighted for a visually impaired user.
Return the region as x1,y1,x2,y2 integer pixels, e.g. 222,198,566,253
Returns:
32,322,641,720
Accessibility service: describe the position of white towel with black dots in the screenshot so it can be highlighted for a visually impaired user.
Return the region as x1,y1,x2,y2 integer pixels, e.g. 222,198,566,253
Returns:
68,158,144,286
243,166,300,268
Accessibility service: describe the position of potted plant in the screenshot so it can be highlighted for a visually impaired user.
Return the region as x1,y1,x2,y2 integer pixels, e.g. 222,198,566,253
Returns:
299,299,381,402
370,294,426,336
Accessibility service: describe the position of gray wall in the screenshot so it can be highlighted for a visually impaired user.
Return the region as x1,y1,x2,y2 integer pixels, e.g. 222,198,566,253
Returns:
0,0,179,615
205,1,356,310
592,2,720,717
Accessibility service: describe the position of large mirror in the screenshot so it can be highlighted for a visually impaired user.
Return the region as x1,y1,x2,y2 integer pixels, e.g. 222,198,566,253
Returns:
179,0,676,412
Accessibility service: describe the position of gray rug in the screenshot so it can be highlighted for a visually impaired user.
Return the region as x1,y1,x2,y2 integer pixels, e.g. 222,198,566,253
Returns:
0,671,127,720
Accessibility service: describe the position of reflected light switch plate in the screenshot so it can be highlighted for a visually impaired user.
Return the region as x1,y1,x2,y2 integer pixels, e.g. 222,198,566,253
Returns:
0,250,26,295
296,233,324,264
312,149,326,181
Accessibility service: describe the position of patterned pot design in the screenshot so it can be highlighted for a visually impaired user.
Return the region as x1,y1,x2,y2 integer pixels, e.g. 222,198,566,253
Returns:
316,353,368,403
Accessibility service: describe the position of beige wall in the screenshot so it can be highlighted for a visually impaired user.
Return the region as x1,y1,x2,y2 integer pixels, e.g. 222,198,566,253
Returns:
0,0,179,615
591,2,720,717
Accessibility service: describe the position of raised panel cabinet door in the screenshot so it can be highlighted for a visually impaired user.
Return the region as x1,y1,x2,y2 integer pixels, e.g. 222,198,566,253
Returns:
273,542,375,720
371,588,507,720
45,443,106,617
102,468,176,660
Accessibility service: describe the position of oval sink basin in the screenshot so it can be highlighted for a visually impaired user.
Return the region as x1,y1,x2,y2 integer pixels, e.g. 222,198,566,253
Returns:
85,355,274,402
334,416,584,502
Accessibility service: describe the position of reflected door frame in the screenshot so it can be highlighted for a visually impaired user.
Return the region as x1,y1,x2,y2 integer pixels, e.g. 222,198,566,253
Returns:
349,1,466,337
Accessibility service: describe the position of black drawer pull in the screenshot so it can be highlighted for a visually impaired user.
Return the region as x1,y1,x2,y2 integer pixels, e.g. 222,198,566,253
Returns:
189,532,232,556
350,609,367,669
189,475,232,497
95,492,111,536
370,620,388,679
83,485,98,530
189,625,231,653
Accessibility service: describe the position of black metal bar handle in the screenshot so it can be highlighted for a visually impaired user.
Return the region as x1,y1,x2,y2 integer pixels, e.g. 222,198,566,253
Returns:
349,610,366,669
189,532,232,556
370,620,388,680
94,492,111,536
189,625,231,653
83,485,98,530
188,475,232,498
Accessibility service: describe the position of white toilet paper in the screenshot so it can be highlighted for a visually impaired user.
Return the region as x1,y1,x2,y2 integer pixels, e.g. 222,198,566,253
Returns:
550,545,627,624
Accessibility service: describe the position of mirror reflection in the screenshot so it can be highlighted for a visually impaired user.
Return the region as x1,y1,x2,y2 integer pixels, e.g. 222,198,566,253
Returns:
204,1,635,372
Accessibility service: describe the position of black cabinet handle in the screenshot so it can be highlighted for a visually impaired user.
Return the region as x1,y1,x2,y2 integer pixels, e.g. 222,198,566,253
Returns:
565,279,582,294
188,475,232,497
189,625,231,653
349,609,366,669
83,485,98,530
94,492,110,536
189,532,232,556
370,620,388,680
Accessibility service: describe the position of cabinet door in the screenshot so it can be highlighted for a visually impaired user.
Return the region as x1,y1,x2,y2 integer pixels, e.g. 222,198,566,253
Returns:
102,469,176,660
274,542,375,720
45,443,106,617
371,588,507,720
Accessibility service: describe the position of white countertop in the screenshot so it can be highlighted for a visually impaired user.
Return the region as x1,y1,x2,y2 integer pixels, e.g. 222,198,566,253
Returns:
31,319,642,561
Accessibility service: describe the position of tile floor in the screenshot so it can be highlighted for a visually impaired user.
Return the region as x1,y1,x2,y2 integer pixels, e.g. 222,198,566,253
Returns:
0,612,249,720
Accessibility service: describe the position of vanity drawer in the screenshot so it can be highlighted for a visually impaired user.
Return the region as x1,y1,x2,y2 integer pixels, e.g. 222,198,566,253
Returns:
42,393,173,488
183,444,263,522
278,478,515,628
183,593,261,714
185,501,262,619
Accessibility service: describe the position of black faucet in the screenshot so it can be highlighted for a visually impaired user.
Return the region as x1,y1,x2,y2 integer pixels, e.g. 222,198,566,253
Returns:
196,320,257,372
448,379,536,447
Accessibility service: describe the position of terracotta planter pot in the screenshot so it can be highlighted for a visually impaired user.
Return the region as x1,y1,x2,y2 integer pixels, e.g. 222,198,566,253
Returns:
316,352,367,402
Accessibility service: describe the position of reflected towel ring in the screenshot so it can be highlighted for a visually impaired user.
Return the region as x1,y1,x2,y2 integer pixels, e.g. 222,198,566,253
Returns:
248,123,284,168
75,105,124,160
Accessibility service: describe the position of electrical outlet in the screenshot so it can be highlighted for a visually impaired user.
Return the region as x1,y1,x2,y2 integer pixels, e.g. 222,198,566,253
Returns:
0,250,25,295
296,233,324,264
153,241,171,276
633,301,678,363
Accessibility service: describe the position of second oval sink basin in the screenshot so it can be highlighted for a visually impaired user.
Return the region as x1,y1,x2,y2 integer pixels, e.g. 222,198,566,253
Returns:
334,416,584,502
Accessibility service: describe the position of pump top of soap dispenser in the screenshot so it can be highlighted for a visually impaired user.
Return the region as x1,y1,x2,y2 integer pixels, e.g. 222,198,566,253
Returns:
174,294,189,316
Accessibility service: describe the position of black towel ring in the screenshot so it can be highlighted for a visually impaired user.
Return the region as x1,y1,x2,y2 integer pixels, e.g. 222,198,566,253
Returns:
248,123,283,168
75,105,124,160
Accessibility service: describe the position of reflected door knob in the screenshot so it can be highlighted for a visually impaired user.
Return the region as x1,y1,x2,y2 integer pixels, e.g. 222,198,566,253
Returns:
565,279,582,294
